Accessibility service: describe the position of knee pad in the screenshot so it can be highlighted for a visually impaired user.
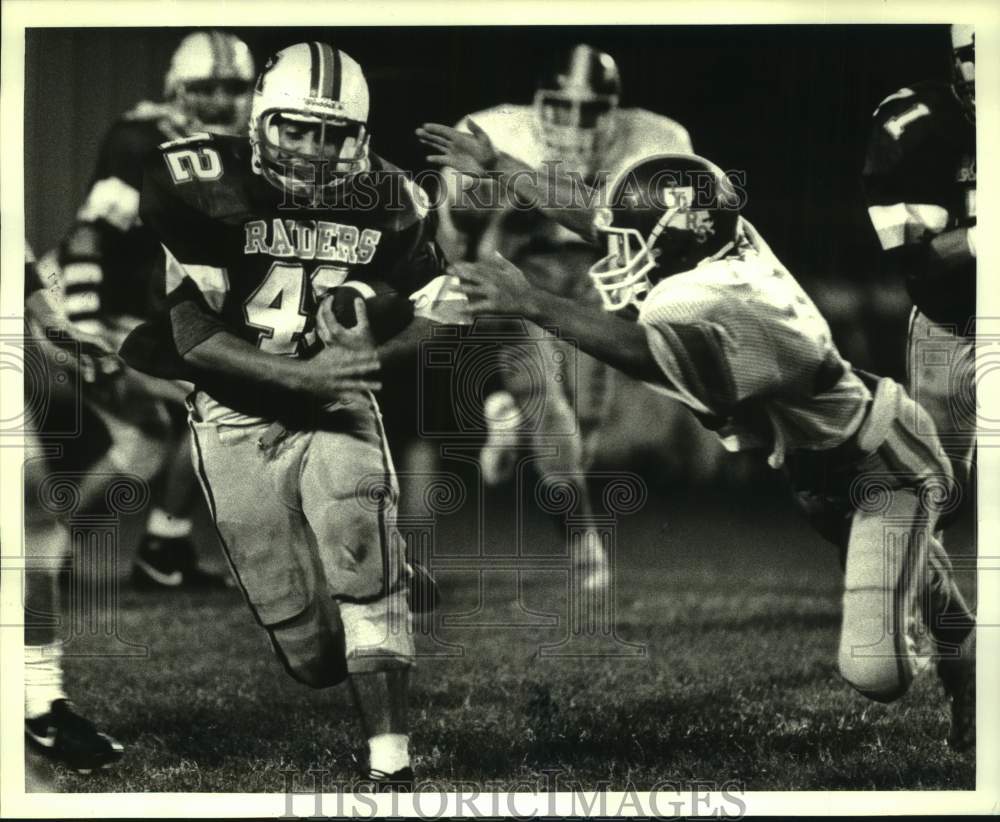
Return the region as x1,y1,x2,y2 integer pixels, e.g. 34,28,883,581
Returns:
340,589,414,674
266,597,348,688
838,493,930,703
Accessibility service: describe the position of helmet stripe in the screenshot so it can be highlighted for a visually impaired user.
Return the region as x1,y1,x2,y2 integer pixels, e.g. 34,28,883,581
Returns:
308,41,322,97
328,45,342,101
212,31,236,76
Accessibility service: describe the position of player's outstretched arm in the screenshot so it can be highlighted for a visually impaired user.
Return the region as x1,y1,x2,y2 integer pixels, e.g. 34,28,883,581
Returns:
451,253,665,385
417,121,600,243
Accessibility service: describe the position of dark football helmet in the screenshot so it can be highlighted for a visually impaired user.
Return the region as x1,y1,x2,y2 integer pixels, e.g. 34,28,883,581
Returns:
951,24,974,117
589,154,743,311
534,44,621,173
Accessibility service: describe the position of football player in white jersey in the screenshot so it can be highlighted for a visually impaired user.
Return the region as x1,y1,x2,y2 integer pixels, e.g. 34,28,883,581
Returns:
435,45,692,592
42,31,256,591
418,127,977,750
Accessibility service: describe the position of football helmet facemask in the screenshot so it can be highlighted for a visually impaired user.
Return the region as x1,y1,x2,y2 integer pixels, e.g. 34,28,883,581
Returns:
950,24,975,118
589,154,742,311
164,31,255,136
534,44,620,174
250,43,371,206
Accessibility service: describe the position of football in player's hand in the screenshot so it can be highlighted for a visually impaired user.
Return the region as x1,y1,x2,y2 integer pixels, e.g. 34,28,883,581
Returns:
328,280,415,344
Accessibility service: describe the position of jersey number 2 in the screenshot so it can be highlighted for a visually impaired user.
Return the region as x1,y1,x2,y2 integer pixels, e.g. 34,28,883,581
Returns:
243,263,349,354
164,146,223,184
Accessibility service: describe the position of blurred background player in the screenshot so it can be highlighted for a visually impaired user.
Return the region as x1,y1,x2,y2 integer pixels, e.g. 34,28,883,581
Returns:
42,30,255,590
435,44,693,590
23,244,125,775
862,24,977,501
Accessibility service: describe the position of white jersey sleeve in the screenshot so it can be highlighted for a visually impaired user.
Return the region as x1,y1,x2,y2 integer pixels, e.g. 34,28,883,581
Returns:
638,246,869,467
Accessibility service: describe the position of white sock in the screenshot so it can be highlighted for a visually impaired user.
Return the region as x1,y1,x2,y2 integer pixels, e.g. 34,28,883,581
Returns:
25,643,66,719
146,508,192,540
368,733,410,774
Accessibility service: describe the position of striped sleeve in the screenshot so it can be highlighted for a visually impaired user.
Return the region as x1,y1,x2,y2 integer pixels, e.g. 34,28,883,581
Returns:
639,283,783,415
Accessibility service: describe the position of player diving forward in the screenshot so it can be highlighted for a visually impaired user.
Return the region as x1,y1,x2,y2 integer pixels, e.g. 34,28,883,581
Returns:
437,44,692,590
135,42,451,788
416,122,978,750
45,30,256,590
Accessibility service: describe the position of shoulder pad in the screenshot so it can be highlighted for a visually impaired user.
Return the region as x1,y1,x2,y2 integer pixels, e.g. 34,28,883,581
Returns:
143,135,251,221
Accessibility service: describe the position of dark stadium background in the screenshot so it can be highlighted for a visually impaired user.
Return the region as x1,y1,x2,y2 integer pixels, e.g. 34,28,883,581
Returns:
24,24,955,486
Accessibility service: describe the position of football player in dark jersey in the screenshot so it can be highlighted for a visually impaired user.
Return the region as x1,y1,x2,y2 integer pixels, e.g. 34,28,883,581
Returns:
23,244,125,774
136,42,452,789
47,30,255,590
862,24,976,491
861,25,977,750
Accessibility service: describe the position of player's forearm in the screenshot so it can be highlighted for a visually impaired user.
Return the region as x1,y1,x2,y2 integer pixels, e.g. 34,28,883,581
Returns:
522,289,665,384
492,153,599,243
377,317,436,370
183,331,315,394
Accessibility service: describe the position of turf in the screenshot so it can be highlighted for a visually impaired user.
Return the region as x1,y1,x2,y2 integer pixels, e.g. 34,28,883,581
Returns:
37,480,976,793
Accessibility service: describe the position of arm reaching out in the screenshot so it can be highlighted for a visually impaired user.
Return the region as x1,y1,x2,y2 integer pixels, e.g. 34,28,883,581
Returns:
450,253,664,385
417,120,600,243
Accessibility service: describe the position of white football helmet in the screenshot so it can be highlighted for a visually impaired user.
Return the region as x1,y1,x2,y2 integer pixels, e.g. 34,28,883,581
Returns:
164,31,255,136
250,42,371,205
950,24,974,116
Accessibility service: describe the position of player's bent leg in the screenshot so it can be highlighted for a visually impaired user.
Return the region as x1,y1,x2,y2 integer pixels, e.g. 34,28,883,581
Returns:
188,412,336,675
266,596,348,688
298,397,416,786
839,488,931,702
906,311,976,497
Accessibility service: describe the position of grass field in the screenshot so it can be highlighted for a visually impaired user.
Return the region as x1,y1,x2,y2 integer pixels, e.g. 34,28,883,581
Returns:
35,473,976,793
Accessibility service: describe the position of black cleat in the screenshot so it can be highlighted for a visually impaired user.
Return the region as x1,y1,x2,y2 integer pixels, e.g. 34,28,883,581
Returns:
407,560,441,614
25,699,124,774
363,766,415,792
131,536,233,591
937,632,976,753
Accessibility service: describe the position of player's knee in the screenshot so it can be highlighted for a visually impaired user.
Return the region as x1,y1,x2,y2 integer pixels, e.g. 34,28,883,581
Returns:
340,589,414,674
837,650,912,703
268,602,348,689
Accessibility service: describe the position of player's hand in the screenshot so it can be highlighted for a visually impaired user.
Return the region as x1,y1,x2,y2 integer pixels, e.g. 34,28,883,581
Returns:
450,251,538,316
308,296,382,395
71,327,123,383
416,120,499,178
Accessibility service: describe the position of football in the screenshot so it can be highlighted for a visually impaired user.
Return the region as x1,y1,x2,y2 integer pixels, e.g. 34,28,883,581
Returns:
327,280,415,344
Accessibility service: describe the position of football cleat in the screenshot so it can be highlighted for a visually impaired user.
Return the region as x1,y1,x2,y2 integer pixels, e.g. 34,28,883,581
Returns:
937,631,976,752
362,766,415,792
407,560,441,614
25,699,124,774
131,536,234,591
